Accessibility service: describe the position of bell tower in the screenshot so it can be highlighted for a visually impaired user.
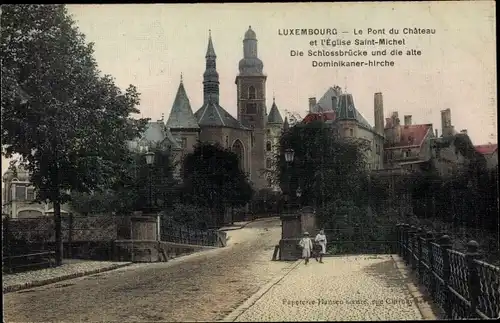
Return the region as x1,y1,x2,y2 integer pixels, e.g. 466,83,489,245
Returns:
235,26,267,189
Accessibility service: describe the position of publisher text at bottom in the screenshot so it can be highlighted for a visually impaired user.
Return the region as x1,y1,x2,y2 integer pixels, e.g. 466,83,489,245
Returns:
312,60,396,67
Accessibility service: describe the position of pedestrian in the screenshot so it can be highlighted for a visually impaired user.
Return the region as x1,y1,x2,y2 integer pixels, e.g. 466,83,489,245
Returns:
299,231,313,265
314,229,327,263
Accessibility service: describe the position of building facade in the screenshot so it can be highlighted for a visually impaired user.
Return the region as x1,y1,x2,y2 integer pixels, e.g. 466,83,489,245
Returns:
159,27,284,190
301,87,385,171
2,163,73,218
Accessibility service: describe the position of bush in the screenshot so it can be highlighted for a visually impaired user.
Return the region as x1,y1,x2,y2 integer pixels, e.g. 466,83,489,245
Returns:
317,200,400,254
161,204,214,230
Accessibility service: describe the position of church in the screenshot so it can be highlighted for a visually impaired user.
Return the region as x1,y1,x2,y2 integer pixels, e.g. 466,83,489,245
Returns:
129,27,285,190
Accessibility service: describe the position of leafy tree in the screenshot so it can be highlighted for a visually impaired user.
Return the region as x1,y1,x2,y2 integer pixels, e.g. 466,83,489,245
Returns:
270,120,369,208
181,142,253,227
1,5,147,264
70,147,179,215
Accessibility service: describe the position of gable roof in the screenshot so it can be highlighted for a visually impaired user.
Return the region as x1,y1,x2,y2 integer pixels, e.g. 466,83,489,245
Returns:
194,101,248,130
166,80,199,129
267,99,283,124
386,124,433,149
475,144,498,155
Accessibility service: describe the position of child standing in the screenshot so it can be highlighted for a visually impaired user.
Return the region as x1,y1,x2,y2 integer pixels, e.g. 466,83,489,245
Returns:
314,229,327,263
299,231,313,265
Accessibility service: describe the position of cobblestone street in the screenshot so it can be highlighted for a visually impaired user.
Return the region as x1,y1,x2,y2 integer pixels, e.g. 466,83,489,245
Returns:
3,217,291,322
230,255,428,322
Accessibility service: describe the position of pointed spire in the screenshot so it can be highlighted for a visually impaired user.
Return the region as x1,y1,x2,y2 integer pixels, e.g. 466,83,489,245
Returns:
180,72,183,84
166,79,199,129
206,29,216,58
268,96,283,124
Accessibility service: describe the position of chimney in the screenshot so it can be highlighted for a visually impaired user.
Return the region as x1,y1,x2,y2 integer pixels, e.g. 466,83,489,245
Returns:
374,92,384,135
331,96,338,111
441,108,452,136
308,97,317,113
435,129,438,137
404,115,412,126
460,129,468,135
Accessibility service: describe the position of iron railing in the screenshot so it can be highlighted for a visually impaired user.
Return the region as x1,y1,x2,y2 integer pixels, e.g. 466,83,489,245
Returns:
397,223,500,320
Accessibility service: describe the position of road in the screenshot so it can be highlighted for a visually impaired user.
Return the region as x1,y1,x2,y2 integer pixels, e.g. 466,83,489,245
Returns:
3,217,290,322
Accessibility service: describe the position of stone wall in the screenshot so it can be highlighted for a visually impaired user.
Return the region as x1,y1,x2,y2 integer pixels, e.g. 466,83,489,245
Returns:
113,240,216,262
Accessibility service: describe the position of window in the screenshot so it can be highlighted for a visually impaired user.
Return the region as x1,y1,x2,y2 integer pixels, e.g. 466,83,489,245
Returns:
266,129,271,135
15,185,26,200
13,184,35,201
266,141,272,151
27,187,35,201
225,136,229,147
266,158,272,169
404,149,411,158
181,138,187,148
248,86,256,100
246,103,257,114
349,129,354,136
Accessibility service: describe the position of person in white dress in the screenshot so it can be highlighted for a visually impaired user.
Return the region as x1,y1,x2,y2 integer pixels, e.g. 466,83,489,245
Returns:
314,229,327,263
299,231,314,265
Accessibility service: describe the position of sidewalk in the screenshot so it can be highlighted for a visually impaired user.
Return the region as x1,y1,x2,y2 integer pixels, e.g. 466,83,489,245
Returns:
3,259,132,293
222,255,438,322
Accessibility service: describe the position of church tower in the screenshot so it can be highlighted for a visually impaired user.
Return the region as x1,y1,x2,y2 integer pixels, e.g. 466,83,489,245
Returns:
204,30,219,105
235,26,267,189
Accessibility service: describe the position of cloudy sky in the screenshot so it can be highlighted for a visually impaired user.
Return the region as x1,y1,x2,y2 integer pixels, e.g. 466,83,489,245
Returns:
1,1,497,176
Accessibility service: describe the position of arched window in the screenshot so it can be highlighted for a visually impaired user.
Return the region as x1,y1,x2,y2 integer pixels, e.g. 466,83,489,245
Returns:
266,141,272,151
248,86,256,100
231,140,245,170
266,158,272,169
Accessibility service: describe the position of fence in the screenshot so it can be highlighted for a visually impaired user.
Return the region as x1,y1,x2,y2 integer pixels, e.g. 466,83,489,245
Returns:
324,226,397,255
159,217,221,247
3,215,121,265
397,223,500,320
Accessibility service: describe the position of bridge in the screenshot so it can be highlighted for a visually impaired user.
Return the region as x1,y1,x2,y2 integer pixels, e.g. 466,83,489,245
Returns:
3,215,499,322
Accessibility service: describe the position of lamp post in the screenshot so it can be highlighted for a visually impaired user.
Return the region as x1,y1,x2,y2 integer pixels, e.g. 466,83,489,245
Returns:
145,150,155,214
284,148,295,215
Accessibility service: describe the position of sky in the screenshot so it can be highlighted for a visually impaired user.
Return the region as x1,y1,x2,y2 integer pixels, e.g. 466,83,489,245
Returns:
1,1,497,178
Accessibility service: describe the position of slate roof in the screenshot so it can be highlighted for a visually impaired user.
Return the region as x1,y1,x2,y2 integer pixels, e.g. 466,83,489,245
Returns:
128,121,182,151
194,101,249,130
475,144,498,155
308,86,373,129
386,124,433,149
267,99,283,124
166,79,199,129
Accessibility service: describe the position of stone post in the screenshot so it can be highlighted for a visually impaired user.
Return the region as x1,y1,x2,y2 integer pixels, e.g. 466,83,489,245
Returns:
465,240,481,318
426,231,436,299
279,212,302,261
299,206,316,236
439,234,453,319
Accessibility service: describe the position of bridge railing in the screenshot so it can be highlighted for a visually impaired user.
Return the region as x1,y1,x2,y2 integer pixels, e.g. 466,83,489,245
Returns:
397,223,500,320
